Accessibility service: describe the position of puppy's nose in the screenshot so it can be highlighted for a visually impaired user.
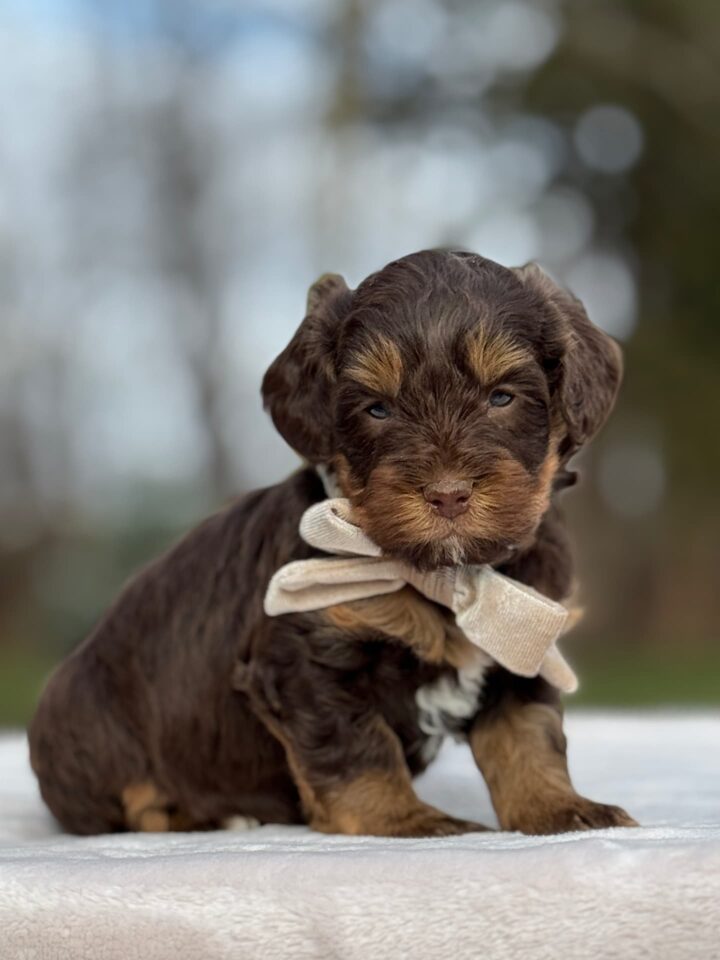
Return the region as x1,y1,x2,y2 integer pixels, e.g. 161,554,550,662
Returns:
423,480,473,519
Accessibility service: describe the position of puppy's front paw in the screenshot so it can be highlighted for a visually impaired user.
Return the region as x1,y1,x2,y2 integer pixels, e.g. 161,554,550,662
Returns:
318,807,490,838
511,796,638,835
412,813,490,838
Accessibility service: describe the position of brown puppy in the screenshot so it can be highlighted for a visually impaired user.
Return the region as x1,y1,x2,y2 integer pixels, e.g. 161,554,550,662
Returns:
29,250,636,837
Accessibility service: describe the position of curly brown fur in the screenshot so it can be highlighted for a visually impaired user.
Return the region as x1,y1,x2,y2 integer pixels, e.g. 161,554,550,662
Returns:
30,249,634,837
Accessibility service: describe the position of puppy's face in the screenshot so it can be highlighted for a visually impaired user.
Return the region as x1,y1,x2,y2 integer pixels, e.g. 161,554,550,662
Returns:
263,251,622,569
332,307,556,567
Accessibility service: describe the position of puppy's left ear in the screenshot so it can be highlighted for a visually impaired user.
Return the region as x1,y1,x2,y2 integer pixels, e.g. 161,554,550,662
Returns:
512,263,623,453
262,273,352,463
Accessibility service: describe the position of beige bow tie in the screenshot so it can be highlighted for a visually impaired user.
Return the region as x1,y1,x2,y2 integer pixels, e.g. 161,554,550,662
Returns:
265,499,578,693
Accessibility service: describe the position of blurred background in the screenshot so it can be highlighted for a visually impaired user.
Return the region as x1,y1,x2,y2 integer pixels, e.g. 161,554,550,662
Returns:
0,0,718,726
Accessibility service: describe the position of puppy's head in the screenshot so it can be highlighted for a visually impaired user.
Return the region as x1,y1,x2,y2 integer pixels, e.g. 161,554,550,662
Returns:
263,250,622,569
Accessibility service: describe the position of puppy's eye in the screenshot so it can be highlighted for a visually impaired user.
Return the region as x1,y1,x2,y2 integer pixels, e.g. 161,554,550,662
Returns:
367,402,391,420
489,390,514,408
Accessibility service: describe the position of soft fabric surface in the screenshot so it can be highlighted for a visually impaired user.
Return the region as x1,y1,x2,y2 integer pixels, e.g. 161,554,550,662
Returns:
1,711,719,960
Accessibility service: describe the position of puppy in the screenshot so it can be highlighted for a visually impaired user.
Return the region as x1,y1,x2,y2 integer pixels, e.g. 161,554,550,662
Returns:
30,250,636,837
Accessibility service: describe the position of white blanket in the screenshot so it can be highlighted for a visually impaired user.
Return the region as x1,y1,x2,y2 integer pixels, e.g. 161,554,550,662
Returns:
1,711,719,960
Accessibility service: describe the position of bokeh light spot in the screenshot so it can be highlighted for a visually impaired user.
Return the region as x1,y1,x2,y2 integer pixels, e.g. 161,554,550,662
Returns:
574,104,644,174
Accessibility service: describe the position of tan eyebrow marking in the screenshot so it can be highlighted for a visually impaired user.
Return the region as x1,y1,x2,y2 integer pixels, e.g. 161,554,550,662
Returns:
346,336,404,396
466,328,533,384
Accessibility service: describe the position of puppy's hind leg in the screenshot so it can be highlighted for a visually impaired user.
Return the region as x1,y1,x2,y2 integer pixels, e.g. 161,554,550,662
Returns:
29,660,145,835
122,782,214,832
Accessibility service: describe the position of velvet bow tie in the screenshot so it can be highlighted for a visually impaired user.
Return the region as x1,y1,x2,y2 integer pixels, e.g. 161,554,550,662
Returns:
265,498,578,693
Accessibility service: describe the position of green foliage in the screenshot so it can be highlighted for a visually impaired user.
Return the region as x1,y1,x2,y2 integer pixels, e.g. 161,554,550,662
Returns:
0,650,57,729
573,647,720,707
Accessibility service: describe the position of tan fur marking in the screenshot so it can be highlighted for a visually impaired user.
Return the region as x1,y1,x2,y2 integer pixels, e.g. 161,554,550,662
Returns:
314,770,482,837
325,588,448,663
325,588,478,668
334,450,561,567
122,782,171,832
471,702,572,832
466,328,533,384
139,809,171,832
309,721,486,837
534,450,560,516
333,453,363,500
350,458,552,558
470,701,637,833
346,336,403,396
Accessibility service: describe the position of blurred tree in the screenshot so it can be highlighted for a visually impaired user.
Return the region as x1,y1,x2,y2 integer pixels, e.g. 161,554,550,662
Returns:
519,0,720,648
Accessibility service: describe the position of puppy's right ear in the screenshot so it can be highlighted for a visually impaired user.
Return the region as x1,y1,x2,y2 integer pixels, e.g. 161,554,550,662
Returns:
262,273,351,463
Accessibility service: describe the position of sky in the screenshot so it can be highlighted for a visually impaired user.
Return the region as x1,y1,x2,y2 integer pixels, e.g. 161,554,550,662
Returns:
1,0,327,49
0,0,647,533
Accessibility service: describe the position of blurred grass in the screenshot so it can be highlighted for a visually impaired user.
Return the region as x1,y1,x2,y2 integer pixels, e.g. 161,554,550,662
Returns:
0,645,717,728
572,647,720,707
0,650,59,728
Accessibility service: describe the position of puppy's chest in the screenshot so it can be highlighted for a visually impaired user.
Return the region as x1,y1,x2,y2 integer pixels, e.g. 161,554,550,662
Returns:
414,654,492,743
324,585,493,741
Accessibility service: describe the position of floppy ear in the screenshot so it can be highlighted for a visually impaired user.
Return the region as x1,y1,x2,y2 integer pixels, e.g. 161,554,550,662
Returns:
262,273,352,463
512,263,623,454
